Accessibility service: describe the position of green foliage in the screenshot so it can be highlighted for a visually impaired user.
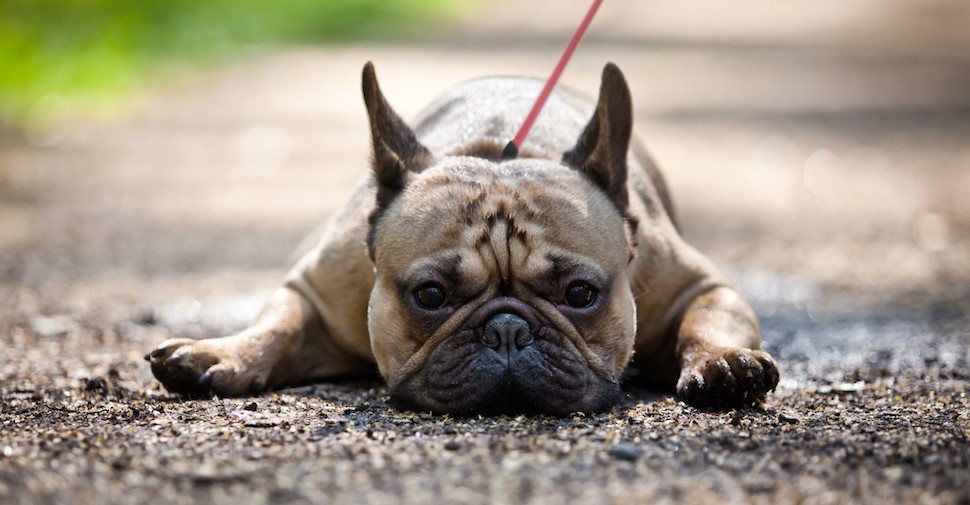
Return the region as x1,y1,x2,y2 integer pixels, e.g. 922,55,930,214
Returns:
0,0,455,126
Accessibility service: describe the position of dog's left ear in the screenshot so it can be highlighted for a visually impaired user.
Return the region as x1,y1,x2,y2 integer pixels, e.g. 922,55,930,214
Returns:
362,62,435,211
563,63,632,215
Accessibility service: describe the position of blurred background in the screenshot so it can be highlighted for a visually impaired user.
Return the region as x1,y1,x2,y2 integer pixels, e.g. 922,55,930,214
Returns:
1,0,968,386
0,0,457,127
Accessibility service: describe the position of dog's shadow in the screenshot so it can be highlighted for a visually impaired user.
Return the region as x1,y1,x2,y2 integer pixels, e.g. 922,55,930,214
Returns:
274,371,683,420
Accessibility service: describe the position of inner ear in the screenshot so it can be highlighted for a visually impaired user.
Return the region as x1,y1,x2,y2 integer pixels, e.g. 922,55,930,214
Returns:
362,62,435,260
362,62,435,211
562,62,633,215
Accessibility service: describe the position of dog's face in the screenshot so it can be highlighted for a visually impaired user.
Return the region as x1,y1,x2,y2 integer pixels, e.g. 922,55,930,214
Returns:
362,63,637,415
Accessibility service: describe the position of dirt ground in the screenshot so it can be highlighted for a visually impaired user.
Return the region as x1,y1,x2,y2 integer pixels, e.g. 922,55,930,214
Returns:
1,1,969,503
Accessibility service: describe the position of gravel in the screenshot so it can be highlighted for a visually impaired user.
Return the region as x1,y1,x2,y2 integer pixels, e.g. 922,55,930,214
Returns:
1,353,967,505
2,0,970,503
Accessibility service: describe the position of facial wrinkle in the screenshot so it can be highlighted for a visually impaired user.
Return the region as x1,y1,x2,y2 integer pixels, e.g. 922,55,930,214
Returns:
488,219,511,291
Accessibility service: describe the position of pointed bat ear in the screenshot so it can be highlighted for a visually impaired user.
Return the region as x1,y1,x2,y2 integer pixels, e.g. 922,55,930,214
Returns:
362,62,435,212
562,62,633,215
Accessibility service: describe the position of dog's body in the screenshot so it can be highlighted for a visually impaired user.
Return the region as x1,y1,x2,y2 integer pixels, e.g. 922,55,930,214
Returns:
146,63,778,414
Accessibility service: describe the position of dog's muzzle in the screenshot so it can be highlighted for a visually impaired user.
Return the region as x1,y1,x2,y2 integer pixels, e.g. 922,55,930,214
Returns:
388,297,620,416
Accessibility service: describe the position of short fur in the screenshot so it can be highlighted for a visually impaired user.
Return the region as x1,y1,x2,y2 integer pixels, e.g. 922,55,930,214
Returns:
146,62,779,413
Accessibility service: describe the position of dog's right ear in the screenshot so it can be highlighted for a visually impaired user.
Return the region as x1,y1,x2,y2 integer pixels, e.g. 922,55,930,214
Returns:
562,62,633,216
362,62,434,211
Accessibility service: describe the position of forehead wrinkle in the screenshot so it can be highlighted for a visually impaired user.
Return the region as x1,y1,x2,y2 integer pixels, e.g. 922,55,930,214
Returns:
400,252,463,286
487,219,511,287
412,163,595,233
462,200,536,290
403,163,606,283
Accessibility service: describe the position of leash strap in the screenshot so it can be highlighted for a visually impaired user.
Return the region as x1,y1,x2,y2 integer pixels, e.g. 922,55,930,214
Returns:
499,0,604,160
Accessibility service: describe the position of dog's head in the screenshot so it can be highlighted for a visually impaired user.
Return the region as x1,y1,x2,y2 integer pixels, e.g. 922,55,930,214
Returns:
363,62,637,415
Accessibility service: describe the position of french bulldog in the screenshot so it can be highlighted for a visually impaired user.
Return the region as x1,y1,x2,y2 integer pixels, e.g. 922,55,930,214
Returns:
145,62,779,415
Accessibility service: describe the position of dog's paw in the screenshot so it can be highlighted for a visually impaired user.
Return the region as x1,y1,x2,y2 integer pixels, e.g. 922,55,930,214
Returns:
676,348,779,409
144,337,269,397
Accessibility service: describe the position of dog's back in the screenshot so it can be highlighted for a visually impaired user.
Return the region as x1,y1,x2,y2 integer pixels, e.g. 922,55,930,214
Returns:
410,76,676,226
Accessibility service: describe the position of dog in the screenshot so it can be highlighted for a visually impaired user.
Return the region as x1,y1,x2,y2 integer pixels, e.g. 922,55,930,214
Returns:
145,62,779,415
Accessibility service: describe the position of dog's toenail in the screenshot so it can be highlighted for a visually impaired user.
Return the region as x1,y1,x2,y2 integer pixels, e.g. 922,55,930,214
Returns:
198,371,213,388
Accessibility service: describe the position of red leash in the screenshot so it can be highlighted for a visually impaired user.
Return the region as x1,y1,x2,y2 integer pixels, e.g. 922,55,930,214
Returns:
499,0,604,160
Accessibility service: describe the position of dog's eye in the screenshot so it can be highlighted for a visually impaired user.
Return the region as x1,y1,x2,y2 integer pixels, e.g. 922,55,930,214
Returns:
414,283,447,310
564,282,598,308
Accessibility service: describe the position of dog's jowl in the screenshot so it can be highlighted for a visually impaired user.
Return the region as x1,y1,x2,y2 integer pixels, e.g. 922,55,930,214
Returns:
146,62,779,414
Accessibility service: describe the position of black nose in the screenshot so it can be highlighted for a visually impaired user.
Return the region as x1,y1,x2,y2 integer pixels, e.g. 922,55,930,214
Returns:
481,312,534,349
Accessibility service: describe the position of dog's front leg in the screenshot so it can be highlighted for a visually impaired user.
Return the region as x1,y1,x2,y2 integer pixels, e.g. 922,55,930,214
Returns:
145,286,370,396
673,285,780,408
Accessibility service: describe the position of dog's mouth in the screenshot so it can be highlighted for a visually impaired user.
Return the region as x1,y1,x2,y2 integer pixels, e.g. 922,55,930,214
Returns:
388,299,620,416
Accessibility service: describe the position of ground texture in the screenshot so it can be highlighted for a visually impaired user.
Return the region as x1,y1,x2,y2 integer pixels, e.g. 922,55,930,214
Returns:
1,1,969,503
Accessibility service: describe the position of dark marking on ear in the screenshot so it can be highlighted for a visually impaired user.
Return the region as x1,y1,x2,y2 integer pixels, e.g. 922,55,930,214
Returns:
562,62,639,260
366,191,384,261
562,62,633,216
362,62,435,260
362,62,434,200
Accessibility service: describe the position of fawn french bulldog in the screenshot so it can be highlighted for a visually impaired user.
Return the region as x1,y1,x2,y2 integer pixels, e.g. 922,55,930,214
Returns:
146,62,779,414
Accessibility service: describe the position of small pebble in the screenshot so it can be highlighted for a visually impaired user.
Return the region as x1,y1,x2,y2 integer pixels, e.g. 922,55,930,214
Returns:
84,377,108,392
731,410,744,426
778,412,800,424
443,440,461,451
608,443,640,461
